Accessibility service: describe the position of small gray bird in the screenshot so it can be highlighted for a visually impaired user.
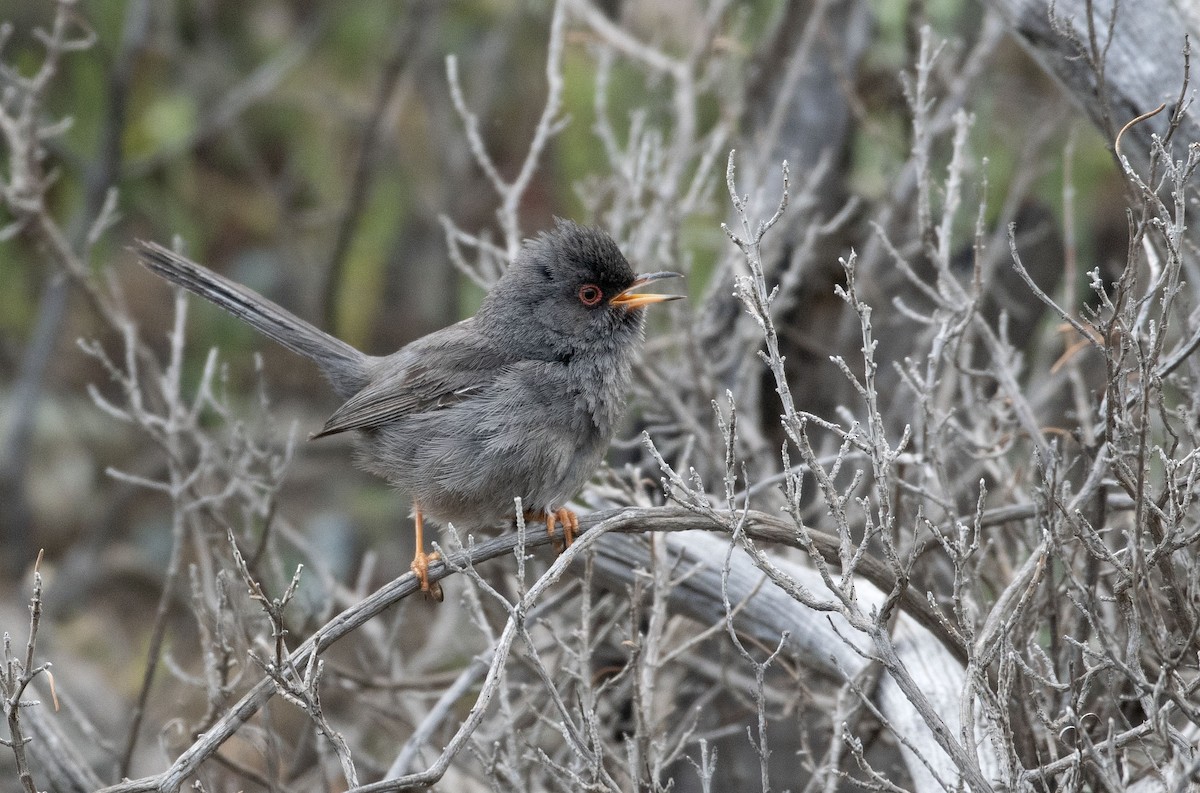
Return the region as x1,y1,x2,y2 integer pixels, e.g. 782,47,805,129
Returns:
137,220,681,599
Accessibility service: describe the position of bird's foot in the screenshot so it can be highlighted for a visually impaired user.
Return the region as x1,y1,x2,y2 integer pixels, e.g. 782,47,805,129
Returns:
555,508,579,548
522,508,579,552
411,549,443,602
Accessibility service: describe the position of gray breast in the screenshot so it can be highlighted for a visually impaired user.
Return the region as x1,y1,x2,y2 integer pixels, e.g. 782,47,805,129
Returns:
357,353,629,529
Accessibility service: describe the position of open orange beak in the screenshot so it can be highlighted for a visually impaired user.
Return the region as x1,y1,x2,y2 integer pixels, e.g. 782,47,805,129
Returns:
610,271,684,309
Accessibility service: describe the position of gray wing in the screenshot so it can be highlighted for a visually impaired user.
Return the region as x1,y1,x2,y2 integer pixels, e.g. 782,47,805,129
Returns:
311,319,511,438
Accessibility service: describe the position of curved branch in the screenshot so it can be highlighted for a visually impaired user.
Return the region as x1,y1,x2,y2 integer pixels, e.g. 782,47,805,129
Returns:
97,504,971,793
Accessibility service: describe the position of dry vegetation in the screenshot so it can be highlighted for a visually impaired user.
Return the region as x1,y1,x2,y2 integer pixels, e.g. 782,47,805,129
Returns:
2,0,1200,791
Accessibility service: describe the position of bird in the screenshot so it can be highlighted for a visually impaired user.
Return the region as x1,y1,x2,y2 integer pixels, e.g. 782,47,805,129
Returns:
136,220,682,600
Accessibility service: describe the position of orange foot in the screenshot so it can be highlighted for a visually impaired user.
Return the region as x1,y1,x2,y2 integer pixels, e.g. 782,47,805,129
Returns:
411,548,443,602
524,507,579,552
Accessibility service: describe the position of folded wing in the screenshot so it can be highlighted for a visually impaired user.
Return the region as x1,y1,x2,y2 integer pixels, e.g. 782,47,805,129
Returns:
312,319,510,438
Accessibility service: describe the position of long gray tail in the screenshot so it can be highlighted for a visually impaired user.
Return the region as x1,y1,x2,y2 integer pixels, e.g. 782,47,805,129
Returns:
136,241,369,399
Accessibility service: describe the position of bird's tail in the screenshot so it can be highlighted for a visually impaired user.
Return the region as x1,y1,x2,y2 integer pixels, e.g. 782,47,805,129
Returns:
136,241,369,399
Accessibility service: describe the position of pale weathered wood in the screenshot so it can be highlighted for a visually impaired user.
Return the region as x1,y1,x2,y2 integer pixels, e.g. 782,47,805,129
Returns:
988,0,1200,240
990,0,1198,139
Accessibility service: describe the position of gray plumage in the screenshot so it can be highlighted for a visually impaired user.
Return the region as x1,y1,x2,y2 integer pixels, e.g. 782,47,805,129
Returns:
137,220,680,530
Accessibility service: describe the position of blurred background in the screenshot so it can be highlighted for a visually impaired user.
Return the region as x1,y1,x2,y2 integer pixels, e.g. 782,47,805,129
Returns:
0,0,1150,790
0,0,1126,580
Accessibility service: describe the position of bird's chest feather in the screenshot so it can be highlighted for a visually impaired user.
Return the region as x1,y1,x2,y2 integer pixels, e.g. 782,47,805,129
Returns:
566,347,634,438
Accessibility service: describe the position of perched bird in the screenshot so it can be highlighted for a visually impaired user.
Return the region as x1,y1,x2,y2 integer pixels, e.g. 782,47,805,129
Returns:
136,220,682,599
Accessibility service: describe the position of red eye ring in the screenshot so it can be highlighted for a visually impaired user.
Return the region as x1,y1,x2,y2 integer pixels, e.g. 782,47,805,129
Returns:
578,284,603,307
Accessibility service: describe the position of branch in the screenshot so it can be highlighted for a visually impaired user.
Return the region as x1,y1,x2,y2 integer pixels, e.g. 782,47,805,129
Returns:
97,504,970,792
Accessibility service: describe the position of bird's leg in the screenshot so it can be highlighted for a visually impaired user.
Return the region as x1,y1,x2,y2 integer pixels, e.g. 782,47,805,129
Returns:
525,508,579,552
555,507,579,547
410,506,443,602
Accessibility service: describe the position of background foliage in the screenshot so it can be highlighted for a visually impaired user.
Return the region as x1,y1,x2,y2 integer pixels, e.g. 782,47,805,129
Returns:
3,0,1197,791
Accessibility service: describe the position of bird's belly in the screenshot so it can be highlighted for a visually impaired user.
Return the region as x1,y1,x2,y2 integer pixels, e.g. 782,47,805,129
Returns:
358,404,607,529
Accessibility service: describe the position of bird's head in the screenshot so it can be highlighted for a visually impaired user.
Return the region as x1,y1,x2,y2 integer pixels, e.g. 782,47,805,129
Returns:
479,219,682,361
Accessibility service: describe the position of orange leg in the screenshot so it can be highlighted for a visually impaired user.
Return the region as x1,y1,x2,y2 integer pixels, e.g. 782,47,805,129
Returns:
554,507,579,548
525,508,579,552
410,507,443,602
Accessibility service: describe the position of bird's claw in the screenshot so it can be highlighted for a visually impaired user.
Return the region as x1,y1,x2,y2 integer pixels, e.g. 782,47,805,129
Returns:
547,507,579,552
521,508,579,553
411,549,443,602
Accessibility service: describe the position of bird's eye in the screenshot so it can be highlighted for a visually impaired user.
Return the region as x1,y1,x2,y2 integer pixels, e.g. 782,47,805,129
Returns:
578,284,603,307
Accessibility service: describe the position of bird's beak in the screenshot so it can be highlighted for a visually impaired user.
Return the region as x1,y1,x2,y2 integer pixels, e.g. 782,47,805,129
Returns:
610,271,685,309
